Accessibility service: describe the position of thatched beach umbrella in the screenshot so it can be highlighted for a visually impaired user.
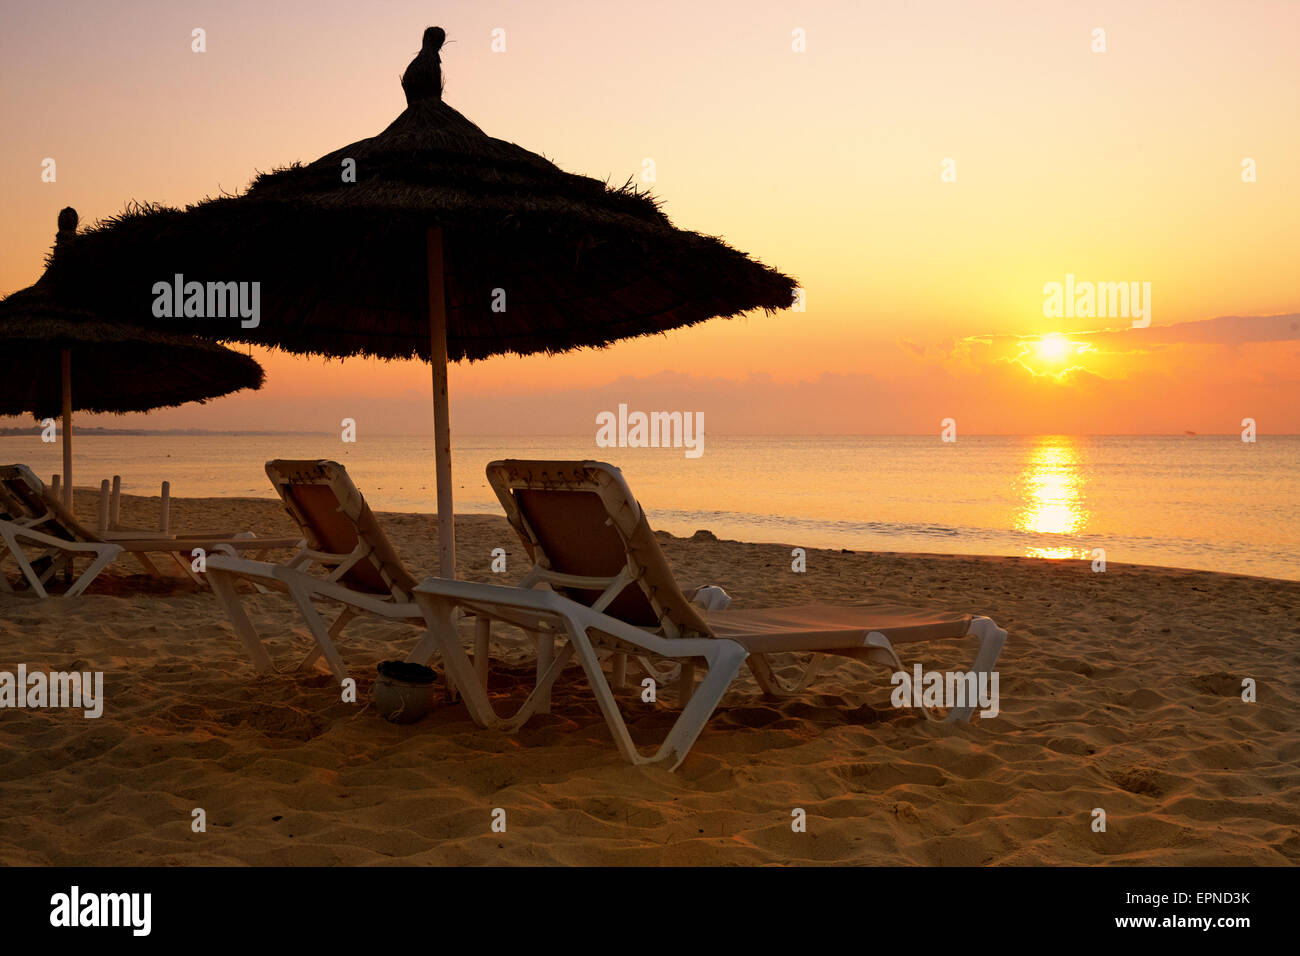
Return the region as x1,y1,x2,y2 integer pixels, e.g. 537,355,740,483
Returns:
0,209,265,511
48,27,797,574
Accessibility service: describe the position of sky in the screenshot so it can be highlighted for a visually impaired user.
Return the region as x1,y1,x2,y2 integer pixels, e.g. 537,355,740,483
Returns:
2,0,1297,434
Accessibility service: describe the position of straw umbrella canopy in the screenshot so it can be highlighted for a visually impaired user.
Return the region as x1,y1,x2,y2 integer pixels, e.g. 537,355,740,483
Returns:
47,26,798,574
0,208,265,510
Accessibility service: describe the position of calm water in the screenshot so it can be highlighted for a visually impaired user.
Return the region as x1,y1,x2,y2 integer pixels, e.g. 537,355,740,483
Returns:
4,433,1297,580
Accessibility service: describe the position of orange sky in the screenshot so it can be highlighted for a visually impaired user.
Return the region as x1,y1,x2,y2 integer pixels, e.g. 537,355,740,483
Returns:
2,0,1297,434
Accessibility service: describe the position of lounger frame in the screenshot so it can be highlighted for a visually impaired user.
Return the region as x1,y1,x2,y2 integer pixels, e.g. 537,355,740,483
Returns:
411,576,1006,770
0,463,297,598
206,460,430,681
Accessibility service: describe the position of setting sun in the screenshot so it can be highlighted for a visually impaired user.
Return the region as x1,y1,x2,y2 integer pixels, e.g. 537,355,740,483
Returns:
1036,334,1071,363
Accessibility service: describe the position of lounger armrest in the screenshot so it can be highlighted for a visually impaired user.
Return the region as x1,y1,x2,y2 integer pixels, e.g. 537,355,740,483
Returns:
530,569,627,590
198,536,304,551
102,528,174,540
412,577,739,663
169,531,295,541
414,576,569,614
207,554,286,578
0,520,109,553
208,554,422,620
114,535,303,553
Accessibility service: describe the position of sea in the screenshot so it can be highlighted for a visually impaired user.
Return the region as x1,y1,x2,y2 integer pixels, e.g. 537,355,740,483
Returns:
4,433,1297,581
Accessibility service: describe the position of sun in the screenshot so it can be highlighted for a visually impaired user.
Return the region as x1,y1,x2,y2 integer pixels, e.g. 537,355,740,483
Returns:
1036,334,1071,362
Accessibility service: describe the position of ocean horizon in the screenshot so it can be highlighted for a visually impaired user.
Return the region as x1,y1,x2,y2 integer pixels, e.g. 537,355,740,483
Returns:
6,432,1296,582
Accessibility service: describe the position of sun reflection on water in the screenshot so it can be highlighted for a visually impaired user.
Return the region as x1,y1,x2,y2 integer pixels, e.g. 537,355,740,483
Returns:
1015,437,1089,559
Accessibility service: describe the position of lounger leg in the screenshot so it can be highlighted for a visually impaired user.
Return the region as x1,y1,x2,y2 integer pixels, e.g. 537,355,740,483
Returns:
506,641,574,728
0,527,119,599
551,613,754,770
636,656,682,684
474,616,490,690
63,545,121,599
678,658,696,705
612,651,627,689
534,630,554,715
299,607,357,673
945,617,1008,723
437,616,482,713
406,628,440,666
39,550,67,588
209,568,276,673
559,619,748,770
425,600,570,731
222,548,274,593
405,626,457,699
0,528,19,591
862,619,1008,724
748,652,825,697
408,588,749,769
0,527,49,598
563,625,644,764
655,642,748,770
286,583,350,681
160,548,203,584
132,551,164,578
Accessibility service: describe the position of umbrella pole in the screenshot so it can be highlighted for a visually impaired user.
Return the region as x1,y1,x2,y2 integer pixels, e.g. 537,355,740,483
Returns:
427,227,455,578
61,348,73,512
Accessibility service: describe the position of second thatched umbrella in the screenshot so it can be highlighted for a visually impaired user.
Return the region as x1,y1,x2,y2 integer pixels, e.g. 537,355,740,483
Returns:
0,209,265,511
47,26,798,575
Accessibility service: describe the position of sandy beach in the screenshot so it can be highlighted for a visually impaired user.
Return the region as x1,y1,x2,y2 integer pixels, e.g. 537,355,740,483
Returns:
0,489,1296,866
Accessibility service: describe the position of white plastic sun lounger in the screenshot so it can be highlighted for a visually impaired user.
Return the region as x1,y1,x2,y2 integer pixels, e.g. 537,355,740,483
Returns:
408,459,1008,769
0,463,300,599
206,459,433,681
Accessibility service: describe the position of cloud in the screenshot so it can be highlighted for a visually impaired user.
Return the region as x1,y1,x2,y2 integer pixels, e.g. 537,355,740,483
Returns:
1085,313,1300,348
956,313,1300,354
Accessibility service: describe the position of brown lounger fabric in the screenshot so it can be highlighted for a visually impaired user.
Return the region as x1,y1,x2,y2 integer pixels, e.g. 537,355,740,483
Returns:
267,460,418,598
514,487,711,635
515,488,630,609
703,605,973,654
496,460,711,637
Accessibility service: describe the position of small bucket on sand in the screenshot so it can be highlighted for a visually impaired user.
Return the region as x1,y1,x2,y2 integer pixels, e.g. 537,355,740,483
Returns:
374,661,437,723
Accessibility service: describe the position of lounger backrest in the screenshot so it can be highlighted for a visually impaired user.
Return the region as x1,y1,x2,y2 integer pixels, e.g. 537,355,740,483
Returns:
265,459,418,599
0,464,97,542
486,460,713,639
0,472,29,523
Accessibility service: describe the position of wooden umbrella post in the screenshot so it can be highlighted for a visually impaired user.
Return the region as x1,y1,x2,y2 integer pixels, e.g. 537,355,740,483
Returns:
427,227,455,579
60,348,73,512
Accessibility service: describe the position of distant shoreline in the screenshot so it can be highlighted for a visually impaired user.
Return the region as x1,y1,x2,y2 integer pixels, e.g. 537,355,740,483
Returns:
0,427,333,437
2,429,1296,438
